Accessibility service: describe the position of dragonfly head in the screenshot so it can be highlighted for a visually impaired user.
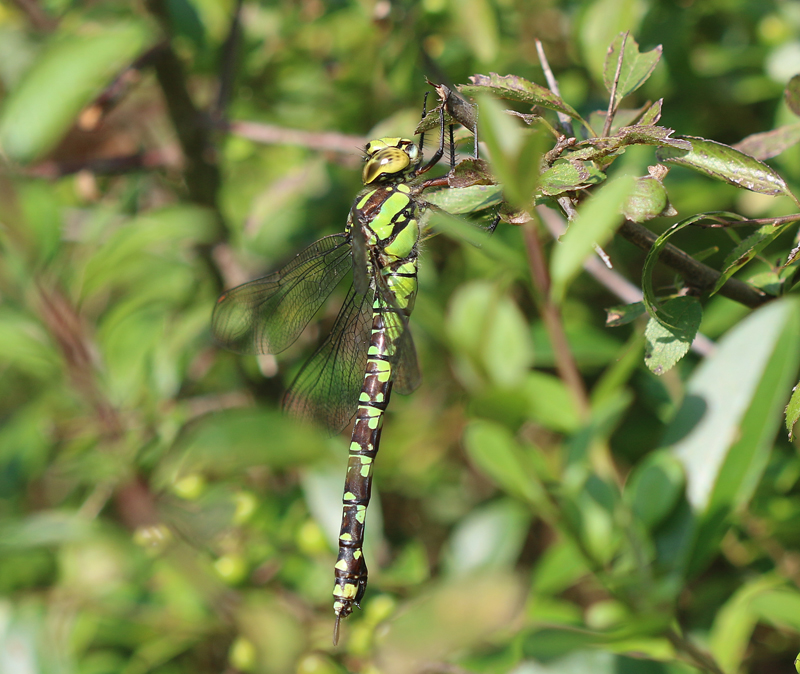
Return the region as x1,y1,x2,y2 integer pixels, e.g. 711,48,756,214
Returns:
362,137,421,185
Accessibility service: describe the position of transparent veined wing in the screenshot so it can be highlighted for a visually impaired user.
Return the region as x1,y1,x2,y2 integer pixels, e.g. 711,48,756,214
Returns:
211,234,351,355
283,284,374,434
349,213,371,297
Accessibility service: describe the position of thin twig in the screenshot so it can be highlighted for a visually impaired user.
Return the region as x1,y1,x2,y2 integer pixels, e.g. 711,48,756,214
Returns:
536,39,575,139
692,213,800,228
666,627,726,674
602,32,628,138
618,220,769,308
26,148,181,179
225,120,367,155
537,206,716,357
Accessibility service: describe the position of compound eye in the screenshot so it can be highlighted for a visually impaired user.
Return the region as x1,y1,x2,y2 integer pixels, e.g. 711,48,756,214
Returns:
362,147,411,184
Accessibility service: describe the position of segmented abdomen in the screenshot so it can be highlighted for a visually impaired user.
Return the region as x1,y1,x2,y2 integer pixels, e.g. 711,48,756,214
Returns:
332,259,418,627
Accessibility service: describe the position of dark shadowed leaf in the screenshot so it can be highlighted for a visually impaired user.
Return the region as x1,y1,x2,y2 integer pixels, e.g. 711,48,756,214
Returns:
710,223,793,297
785,74,800,117
733,123,800,160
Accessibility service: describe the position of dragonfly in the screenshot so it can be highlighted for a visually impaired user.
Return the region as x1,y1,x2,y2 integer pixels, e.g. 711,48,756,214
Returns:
211,106,455,644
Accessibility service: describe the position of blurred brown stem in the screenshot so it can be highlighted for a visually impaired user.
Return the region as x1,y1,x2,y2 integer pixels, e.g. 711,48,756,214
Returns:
618,220,769,308
522,218,590,419
145,0,222,223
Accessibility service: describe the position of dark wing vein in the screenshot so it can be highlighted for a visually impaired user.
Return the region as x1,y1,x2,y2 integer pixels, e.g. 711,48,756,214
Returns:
283,284,374,434
211,234,351,354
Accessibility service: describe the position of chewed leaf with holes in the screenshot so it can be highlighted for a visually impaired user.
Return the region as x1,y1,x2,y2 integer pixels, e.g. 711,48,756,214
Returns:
644,297,702,375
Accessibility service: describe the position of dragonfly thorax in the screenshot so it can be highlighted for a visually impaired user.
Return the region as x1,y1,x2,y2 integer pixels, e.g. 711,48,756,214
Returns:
362,137,421,185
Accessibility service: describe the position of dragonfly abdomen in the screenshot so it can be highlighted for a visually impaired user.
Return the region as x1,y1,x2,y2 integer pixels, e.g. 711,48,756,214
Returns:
332,309,395,629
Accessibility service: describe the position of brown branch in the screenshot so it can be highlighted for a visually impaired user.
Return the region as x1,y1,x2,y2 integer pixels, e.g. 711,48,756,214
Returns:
8,0,57,31
225,120,367,155
618,220,769,308
212,0,244,122
26,148,180,179
523,219,590,419
536,39,574,138
145,0,221,217
602,32,628,138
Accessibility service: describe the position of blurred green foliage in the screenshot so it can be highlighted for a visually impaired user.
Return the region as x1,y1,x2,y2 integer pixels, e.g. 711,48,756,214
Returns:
2,1,800,673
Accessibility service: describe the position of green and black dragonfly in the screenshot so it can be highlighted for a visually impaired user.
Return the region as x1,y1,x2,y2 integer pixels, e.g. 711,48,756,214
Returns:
211,108,456,644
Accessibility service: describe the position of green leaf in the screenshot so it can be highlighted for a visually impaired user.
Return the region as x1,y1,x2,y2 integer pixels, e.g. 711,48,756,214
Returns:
539,160,606,196
734,122,800,160
656,136,796,199
710,223,793,297
643,296,703,375
625,450,685,529
785,74,800,117
462,73,590,131
462,420,544,505
578,0,650,87
656,298,800,577
425,184,502,214
446,280,533,388
641,211,743,327
603,33,662,105
750,588,800,631
622,175,674,223
0,21,152,162
785,381,800,440
447,157,496,188
476,94,544,209
155,407,326,486
442,500,531,575
550,175,635,302
605,302,646,327
639,98,663,125
709,577,780,674
521,371,581,433
567,125,690,162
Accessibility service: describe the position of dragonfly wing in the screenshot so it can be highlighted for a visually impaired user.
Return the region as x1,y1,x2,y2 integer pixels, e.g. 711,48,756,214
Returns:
350,214,370,297
283,284,374,434
211,234,351,354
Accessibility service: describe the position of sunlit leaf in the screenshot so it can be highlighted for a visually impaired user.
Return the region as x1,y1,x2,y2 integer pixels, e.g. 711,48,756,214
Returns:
603,33,662,105
656,136,796,199
0,22,152,162
462,73,590,131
